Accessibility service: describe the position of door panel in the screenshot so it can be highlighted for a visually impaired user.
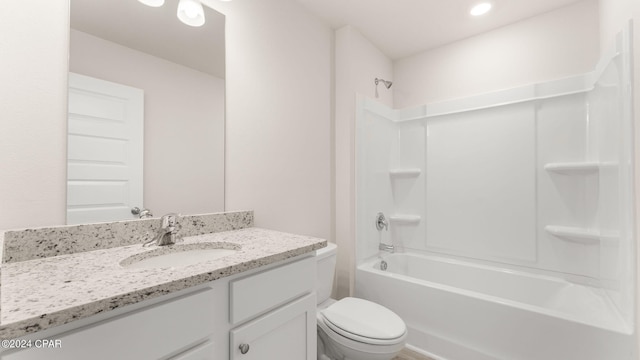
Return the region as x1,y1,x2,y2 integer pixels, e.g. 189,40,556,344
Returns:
67,73,144,224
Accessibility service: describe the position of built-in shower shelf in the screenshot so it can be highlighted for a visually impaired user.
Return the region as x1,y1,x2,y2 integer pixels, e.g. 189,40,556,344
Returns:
544,162,599,174
544,225,619,245
389,215,421,225
389,168,421,177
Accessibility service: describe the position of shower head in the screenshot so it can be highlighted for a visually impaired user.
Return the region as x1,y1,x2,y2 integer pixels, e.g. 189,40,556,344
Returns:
375,78,393,89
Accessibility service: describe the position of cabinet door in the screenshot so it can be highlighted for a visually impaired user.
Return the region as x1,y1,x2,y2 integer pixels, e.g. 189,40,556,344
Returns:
169,340,215,360
230,294,316,360
1,289,217,360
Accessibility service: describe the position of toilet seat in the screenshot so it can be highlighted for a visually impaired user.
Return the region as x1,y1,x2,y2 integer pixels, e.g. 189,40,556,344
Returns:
320,297,406,346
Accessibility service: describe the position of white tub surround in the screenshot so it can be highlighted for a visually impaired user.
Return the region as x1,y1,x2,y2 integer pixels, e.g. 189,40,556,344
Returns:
0,212,326,339
355,25,635,360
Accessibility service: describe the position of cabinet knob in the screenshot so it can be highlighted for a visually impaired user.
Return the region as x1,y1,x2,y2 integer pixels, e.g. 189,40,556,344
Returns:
239,343,250,354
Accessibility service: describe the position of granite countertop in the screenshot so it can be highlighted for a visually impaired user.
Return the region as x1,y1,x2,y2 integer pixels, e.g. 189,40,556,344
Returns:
0,227,326,339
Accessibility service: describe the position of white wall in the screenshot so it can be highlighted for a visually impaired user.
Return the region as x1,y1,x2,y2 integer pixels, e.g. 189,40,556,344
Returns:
0,1,69,230
335,27,394,109
70,30,225,216
334,26,393,297
203,0,333,240
394,0,600,108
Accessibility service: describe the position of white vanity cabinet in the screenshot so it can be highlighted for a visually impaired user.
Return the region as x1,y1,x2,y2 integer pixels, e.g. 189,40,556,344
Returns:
1,255,317,360
1,288,221,360
169,341,217,360
229,256,316,360
230,294,316,360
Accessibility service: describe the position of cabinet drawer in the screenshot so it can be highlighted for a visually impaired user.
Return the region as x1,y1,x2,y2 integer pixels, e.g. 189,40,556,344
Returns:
230,256,315,325
2,289,216,360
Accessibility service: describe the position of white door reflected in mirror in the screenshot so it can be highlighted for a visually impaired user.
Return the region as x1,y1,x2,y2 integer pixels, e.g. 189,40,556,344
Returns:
67,73,144,225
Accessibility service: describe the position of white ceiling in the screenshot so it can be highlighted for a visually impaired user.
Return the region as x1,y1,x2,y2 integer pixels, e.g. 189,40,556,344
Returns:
70,0,588,75
295,0,587,59
70,0,225,79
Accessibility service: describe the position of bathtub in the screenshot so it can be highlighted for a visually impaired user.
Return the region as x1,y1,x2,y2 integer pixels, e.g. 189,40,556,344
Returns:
355,253,635,360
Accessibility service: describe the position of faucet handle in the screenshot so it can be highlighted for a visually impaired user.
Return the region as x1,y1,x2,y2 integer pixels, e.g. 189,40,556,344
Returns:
160,213,179,229
161,214,181,244
132,207,154,219
138,209,153,219
376,212,388,231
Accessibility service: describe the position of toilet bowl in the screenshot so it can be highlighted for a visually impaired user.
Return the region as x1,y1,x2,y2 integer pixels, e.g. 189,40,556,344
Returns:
315,243,407,360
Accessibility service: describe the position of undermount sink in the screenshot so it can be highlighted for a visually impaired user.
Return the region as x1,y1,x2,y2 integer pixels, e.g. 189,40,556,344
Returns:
120,242,241,269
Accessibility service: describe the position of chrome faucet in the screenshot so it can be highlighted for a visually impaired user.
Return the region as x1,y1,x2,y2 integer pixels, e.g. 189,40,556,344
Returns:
376,212,394,253
131,207,154,219
143,213,179,247
375,212,388,231
379,243,395,253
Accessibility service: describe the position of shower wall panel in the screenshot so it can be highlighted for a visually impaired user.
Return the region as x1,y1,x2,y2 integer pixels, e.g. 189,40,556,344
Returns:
591,34,635,322
390,122,426,251
535,93,599,277
425,103,537,262
356,99,398,261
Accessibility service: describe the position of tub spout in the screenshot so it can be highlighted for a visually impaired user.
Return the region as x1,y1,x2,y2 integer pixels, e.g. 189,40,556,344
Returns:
379,243,395,253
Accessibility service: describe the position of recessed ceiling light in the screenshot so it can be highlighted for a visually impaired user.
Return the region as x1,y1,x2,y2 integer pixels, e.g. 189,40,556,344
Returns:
470,3,492,16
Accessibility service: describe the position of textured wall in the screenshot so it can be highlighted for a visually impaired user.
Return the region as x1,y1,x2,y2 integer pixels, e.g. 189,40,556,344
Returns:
0,1,69,230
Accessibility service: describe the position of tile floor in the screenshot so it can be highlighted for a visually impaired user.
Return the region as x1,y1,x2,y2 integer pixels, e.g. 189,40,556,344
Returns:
393,348,436,360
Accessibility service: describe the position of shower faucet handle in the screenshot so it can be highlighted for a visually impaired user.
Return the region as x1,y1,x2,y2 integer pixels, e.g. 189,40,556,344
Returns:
376,212,389,231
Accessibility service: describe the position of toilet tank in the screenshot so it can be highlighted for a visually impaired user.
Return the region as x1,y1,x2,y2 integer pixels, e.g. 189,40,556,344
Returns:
315,242,337,304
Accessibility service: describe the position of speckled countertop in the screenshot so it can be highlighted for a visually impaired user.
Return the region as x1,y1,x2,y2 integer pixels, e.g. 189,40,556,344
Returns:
0,227,326,339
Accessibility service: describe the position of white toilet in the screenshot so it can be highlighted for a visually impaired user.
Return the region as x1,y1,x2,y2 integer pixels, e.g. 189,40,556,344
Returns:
315,243,407,360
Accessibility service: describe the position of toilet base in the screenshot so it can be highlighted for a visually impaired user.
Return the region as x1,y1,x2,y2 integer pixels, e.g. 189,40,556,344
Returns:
316,316,405,360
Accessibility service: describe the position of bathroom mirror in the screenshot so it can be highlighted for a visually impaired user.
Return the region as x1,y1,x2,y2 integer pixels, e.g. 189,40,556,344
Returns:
68,0,225,224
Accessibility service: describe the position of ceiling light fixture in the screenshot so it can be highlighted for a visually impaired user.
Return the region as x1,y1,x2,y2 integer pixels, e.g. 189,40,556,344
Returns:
470,3,492,16
139,0,227,27
177,0,206,27
138,0,165,7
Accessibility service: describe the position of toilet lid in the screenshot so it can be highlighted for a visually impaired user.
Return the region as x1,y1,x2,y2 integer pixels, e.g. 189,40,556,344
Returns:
321,297,406,341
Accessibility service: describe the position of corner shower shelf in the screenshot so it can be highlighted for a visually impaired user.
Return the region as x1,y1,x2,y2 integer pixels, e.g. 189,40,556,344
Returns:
544,225,619,245
544,162,599,175
389,168,421,177
389,215,421,225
